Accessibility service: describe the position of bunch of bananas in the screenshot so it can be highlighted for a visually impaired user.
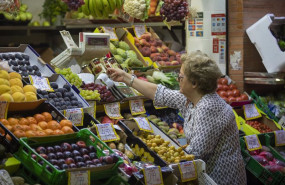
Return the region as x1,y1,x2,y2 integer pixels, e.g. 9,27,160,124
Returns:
81,0,123,18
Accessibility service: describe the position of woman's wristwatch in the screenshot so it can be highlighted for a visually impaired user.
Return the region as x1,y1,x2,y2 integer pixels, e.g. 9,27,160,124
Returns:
129,74,136,87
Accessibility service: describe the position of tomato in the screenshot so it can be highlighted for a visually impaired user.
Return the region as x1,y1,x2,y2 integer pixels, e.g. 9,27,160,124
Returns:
218,90,228,97
228,96,236,102
217,84,223,91
217,78,223,84
222,85,229,91
232,89,240,97
227,90,234,97
236,97,243,102
220,78,228,85
240,94,249,100
229,84,237,90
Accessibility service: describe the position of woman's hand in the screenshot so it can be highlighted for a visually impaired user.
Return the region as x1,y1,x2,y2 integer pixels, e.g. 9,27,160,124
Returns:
107,68,128,83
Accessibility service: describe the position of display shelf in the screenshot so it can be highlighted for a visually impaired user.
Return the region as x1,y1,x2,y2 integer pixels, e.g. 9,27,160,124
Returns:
244,72,285,85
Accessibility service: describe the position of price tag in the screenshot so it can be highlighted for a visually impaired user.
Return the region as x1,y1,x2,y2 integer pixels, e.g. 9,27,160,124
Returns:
153,101,168,110
129,99,146,115
133,25,147,38
68,170,90,185
29,75,53,92
103,102,123,119
244,134,262,151
133,117,153,133
101,26,118,41
143,166,163,185
178,161,197,182
278,115,285,130
64,108,84,126
95,123,119,142
274,130,285,146
243,104,262,120
0,102,8,119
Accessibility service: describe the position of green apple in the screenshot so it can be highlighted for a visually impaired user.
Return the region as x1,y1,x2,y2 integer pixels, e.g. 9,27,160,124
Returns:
19,12,27,21
77,12,85,19
42,21,50,26
26,12,32,20
32,21,40,26
20,4,28,12
14,14,20,21
3,12,13,20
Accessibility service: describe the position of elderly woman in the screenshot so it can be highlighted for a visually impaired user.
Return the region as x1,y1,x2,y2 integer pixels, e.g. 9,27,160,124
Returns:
108,51,246,185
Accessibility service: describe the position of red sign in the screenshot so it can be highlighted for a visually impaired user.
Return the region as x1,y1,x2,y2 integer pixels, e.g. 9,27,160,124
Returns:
213,38,219,53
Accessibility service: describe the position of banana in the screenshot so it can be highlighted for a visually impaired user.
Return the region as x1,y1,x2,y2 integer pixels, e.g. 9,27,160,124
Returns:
108,0,116,11
82,0,90,15
93,0,103,17
116,0,123,9
95,0,103,11
89,0,97,17
102,8,109,18
102,0,111,12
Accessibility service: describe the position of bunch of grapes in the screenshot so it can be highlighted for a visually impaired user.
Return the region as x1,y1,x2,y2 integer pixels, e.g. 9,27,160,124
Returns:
61,0,85,11
80,83,116,102
160,0,189,21
80,90,101,100
55,68,82,89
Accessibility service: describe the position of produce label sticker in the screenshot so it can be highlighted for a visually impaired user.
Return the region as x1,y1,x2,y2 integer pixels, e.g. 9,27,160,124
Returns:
95,123,119,142
64,108,84,126
277,115,285,130
143,166,163,185
101,26,118,41
133,117,153,133
133,25,147,38
274,130,285,146
0,102,8,119
29,75,53,92
244,135,262,151
129,99,146,115
153,101,167,109
68,170,90,185
103,102,123,119
243,104,262,120
178,161,197,182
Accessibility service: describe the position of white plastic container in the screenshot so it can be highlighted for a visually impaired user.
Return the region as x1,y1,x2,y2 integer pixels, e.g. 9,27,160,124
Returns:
246,14,285,73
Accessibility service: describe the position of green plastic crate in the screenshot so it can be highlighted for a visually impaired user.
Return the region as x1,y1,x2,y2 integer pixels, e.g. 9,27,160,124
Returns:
93,175,129,185
13,128,123,185
240,134,285,185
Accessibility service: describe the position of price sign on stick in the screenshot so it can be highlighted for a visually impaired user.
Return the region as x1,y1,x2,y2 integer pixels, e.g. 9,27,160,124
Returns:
68,170,90,185
178,161,197,182
64,108,84,126
274,130,285,146
0,102,8,119
244,135,262,151
143,166,163,185
133,117,153,133
243,104,262,120
104,102,123,119
95,123,119,142
129,99,146,115
29,75,53,91
101,26,118,40
133,25,147,38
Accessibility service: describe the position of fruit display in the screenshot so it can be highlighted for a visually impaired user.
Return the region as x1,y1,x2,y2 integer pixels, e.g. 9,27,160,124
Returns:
0,112,74,138
80,83,116,102
246,120,273,133
160,0,189,22
0,3,33,25
216,77,249,103
0,70,37,102
123,0,149,20
134,32,181,66
62,0,85,11
79,89,101,101
145,71,179,90
55,68,82,89
259,91,285,119
131,143,155,163
37,83,84,110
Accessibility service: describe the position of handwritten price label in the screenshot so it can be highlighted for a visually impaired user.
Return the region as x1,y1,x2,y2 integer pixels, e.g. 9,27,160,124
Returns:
101,26,118,40
143,166,163,185
243,104,262,120
178,161,197,182
0,102,8,119
278,116,285,130
29,75,53,92
153,101,168,110
133,117,153,133
274,130,285,146
129,99,146,115
244,135,262,151
68,170,90,185
64,108,84,126
95,123,119,142
104,102,123,119
133,25,147,38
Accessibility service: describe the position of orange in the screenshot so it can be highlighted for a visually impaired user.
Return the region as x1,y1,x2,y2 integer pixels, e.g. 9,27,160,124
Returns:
47,121,60,130
8,118,19,125
19,118,29,125
42,112,52,122
0,119,9,125
30,124,42,131
44,129,54,136
6,134,12,141
53,129,64,135
22,125,31,131
25,130,37,137
14,130,26,138
60,120,73,128
5,125,12,131
12,124,24,132
26,117,37,125
61,126,74,134
36,131,47,137
34,114,45,123
38,121,48,130
0,128,4,134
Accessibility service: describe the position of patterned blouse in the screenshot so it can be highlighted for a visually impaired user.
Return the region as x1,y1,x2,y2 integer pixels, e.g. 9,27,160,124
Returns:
154,85,246,185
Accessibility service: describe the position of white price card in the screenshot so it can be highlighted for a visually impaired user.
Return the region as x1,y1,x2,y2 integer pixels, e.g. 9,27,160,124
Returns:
153,101,168,110
244,134,262,151
243,104,262,120
64,108,84,126
95,123,119,142
129,99,146,115
68,170,90,185
274,130,285,146
29,75,53,92
178,161,197,182
143,166,163,185
133,117,153,133
133,25,147,38
101,26,118,40
103,102,123,119
0,102,8,119
278,115,285,130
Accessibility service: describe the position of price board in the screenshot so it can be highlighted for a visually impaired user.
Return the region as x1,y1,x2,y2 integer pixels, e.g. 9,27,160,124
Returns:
101,26,118,41
29,75,53,92
133,117,153,133
243,104,262,120
68,170,90,185
129,99,146,115
244,134,262,151
103,102,123,119
64,108,84,126
143,166,163,185
133,25,147,38
0,102,8,119
178,161,197,182
153,101,167,109
95,123,119,142
274,130,285,146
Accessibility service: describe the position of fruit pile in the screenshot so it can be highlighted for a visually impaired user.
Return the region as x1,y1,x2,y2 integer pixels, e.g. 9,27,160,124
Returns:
33,141,119,170
79,89,101,101
62,0,85,11
0,112,74,139
160,0,189,22
37,83,84,110
0,70,37,102
246,120,273,133
216,77,249,103
55,68,82,89
0,53,41,77
134,32,181,66
0,3,33,24
80,83,116,102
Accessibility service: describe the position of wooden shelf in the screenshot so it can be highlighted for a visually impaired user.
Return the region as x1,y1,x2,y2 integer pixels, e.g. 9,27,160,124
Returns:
244,72,285,85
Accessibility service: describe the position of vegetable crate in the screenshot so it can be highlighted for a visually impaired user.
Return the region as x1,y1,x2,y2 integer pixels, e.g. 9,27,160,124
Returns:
240,134,285,185
13,128,123,185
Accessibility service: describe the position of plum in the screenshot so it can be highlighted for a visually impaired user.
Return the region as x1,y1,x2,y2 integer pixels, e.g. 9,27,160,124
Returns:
63,84,71,92
69,163,77,168
252,155,268,165
36,146,46,154
275,160,285,167
61,143,72,151
264,165,284,173
259,151,274,161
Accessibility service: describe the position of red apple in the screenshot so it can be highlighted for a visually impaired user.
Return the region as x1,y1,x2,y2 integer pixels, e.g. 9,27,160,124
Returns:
76,141,86,148
65,157,75,165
